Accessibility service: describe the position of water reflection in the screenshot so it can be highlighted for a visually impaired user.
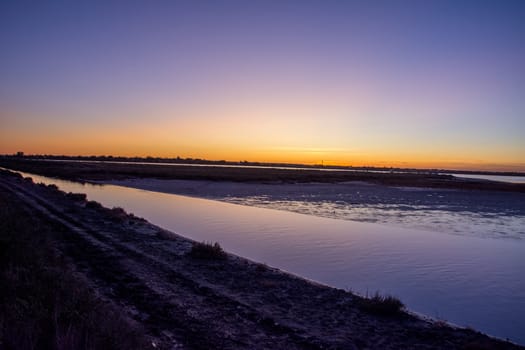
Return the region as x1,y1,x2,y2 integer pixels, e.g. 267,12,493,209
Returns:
107,178,525,239
9,170,525,345
224,197,525,239
452,173,525,184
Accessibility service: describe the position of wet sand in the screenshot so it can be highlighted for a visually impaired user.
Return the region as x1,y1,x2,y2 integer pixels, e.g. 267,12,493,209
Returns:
1,169,522,349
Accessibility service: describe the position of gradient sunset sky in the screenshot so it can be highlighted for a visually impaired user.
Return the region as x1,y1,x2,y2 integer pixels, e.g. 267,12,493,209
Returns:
1,1,524,171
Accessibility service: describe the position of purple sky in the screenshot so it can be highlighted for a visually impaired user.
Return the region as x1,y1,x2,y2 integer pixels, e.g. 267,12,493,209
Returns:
1,1,524,170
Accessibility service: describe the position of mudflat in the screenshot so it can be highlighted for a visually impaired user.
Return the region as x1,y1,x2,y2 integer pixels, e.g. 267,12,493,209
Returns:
1,158,524,192
0,169,522,349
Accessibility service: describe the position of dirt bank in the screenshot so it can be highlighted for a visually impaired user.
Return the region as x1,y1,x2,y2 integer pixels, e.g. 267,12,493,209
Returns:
0,169,522,349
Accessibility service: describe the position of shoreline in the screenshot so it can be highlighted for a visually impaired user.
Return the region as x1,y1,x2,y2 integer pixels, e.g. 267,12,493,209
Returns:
1,158,524,193
1,169,523,349
4,155,525,178
103,177,525,240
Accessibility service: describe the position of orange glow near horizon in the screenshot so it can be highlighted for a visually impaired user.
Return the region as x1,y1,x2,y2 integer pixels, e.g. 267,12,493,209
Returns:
1,127,524,172
2,102,524,172
0,101,523,172
1,105,524,172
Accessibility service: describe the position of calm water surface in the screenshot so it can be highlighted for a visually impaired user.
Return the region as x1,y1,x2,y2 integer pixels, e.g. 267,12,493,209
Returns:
11,170,525,345
451,173,525,184
108,179,525,240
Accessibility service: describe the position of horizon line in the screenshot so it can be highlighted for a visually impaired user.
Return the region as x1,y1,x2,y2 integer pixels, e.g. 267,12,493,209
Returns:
2,153,525,176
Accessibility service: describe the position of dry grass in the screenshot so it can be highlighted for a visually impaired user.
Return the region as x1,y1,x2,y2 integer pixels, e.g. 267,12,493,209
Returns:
0,184,149,349
188,241,227,260
358,292,405,316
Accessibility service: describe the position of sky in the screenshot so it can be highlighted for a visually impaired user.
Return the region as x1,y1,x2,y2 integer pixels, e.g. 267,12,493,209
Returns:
1,0,524,171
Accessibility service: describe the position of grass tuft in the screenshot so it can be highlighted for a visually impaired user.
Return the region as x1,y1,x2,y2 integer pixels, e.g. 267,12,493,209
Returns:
65,192,87,202
47,183,59,191
85,200,103,209
359,292,404,316
188,241,227,260
107,207,128,221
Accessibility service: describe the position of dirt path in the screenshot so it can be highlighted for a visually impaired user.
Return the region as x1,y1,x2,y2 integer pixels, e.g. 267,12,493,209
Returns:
1,172,522,350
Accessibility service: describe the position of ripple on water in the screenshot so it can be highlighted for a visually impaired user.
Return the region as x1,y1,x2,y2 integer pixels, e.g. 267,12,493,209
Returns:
222,197,525,240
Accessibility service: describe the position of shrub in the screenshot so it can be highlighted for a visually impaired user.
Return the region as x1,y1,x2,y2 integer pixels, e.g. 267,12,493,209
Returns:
66,192,87,202
86,200,103,209
107,207,128,221
359,292,404,316
188,241,227,260
0,169,22,179
255,263,269,273
47,184,59,191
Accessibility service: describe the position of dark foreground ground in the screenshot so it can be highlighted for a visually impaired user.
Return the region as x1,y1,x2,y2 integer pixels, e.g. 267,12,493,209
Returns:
0,169,523,349
1,158,524,192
